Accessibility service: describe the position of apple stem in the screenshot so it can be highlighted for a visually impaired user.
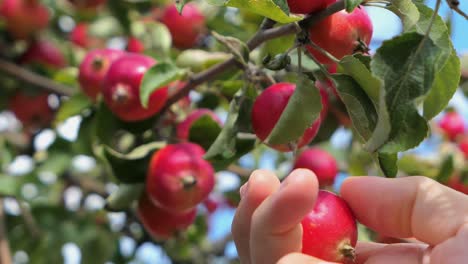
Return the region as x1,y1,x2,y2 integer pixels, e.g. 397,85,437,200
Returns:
181,175,197,189
354,39,370,54
340,244,356,264
92,57,105,71
112,84,131,104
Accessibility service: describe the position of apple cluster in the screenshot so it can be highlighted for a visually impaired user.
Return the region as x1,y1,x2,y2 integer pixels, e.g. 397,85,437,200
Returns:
139,143,215,239
0,0,65,131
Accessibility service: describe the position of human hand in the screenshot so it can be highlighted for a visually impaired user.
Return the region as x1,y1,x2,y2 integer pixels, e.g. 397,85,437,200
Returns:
231,169,468,263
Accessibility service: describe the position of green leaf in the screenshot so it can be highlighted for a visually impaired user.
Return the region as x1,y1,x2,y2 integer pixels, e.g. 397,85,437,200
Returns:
397,154,438,176
333,74,378,141
205,85,256,170
53,67,78,87
345,0,364,12
435,155,454,184
338,56,390,152
108,0,131,33
272,0,290,15
212,31,250,65
176,0,190,13
387,1,460,120
378,152,398,178
140,62,187,108
188,115,223,150
267,74,322,146
105,183,144,212
37,153,73,176
423,50,460,119
0,175,21,196
224,0,303,23
386,0,420,29
103,142,165,183
371,32,440,153
263,53,291,71
130,21,172,57
176,50,230,73
105,141,166,160
54,93,92,126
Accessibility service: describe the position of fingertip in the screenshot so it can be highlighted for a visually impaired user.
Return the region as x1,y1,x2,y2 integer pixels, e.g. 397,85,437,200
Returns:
278,253,339,264
246,170,280,202
283,169,319,191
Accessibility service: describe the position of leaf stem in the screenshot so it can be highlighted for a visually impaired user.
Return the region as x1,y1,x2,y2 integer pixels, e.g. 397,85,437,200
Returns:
307,40,340,64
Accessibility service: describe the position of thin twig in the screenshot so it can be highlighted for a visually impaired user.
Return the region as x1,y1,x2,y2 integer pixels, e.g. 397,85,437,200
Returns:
446,0,468,19
0,199,12,264
0,58,75,96
17,201,41,238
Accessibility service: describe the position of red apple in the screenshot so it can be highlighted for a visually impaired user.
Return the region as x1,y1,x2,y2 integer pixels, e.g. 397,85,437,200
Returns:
0,0,49,39
102,53,168,122
293,148,339,187
302,190,357,263
447,174,468,195
137,193,196,240
306,8,373,65
20,41,66,69
459,136,468,159
251,82,324,152
70,23,90,48
160,3,205,49
126,37,145,53
287,0,336,15
439,111,465,141
9,91,54,130
177,109,222,141
78,49,124,100
146,143,215,213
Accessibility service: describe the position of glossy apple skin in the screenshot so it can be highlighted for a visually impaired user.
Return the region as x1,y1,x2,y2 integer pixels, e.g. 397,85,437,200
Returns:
20,41,66,69
302,190,357,263
0,0,49,39
126,37,145,53
177,109,222,141
160,3,205,49
251,82,323,152
70,23,90,48
102,54,168,122
294,148,338,187
137,193,196,240
146,143,215,213
78,49,124,100
439,111,465,141
287,0,336,14
306,8,373,65
447,174,468,195
9,91,53,130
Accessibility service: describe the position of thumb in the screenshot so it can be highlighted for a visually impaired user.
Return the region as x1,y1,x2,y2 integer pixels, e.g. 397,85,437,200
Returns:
278,253,339,264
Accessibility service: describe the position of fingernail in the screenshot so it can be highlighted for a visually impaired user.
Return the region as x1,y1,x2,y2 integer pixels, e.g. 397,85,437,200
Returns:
280,169,308,190
239,182,249,199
